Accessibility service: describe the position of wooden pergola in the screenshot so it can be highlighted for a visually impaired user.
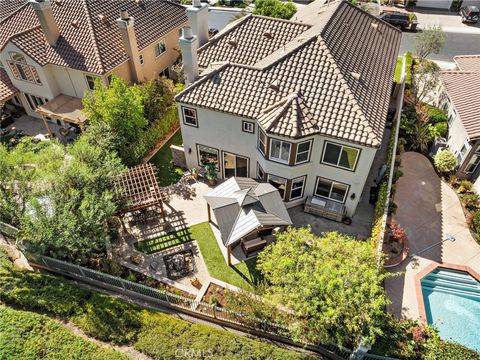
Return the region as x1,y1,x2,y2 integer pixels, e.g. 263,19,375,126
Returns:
114,163,166,231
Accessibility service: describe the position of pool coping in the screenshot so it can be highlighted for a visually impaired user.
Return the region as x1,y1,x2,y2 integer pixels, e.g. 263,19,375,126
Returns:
415,262,480,323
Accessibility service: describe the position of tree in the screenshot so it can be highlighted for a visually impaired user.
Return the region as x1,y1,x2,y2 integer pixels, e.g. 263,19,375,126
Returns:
414,26,445,61
140,77,177,123
82,75,147,165
253,0,297,19
256,227,390,347
0,136,124,264
412,60,440,105
434,150,457,174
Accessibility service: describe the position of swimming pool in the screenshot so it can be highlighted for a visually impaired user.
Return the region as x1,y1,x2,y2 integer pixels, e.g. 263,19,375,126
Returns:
421,267,480,352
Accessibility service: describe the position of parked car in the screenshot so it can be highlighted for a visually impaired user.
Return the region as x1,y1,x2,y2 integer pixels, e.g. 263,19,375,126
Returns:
379,12,411,30
460,6,479,23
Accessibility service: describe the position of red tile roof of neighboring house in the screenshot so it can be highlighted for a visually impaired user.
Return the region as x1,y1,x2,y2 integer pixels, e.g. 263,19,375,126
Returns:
177,1,402,147
442,69,480,140
0,67,18,102
0,0,187,75
454,55,480,73
0,0,27,20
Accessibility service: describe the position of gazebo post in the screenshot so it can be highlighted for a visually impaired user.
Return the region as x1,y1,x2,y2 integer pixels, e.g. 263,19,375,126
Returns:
227,245,232,266
119,214,128,234
207,203,211,223
40,114,53,136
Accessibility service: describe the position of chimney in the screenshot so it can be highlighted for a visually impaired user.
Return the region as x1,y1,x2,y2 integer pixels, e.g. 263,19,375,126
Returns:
179,27,199,86
116,10,144,83
30,0,60,46
186,0,209,47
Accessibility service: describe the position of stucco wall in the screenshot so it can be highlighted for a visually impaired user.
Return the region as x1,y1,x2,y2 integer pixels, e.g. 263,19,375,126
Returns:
446,102,470,165
178,104,377,215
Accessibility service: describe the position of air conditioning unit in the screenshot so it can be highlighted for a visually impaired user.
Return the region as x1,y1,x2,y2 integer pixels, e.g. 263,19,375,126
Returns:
429,137,448,157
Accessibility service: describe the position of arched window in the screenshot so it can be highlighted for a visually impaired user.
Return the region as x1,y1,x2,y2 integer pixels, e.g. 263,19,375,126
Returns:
9,52,26,63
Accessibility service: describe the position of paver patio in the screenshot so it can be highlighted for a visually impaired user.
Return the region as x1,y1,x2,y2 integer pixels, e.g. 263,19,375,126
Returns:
385,152,480,320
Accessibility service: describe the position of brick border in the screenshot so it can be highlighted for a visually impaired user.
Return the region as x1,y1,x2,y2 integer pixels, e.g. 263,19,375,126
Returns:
414,262,480,323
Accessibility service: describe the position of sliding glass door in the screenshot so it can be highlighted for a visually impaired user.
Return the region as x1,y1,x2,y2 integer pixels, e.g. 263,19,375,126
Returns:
223,152,249,178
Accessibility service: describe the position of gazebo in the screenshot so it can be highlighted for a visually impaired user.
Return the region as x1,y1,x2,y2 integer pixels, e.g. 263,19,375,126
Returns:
204,177,292,265
114,163,167,232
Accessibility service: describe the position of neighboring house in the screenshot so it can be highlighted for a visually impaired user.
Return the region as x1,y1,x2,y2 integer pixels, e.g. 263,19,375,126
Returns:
438,55,480,186
0,0,186,131
175,0,401,217
414,0,479,10
204,177,292,265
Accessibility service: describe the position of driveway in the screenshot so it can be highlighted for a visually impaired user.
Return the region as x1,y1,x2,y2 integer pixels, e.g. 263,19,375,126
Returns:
385,152,480,320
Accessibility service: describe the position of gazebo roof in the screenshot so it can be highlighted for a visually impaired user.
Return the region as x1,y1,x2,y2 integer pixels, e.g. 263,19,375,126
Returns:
36,94,87,125
114,163,163,214
204,177,292,247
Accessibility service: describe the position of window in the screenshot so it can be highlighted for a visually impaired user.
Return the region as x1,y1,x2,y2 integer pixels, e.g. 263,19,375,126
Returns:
9,52,25,62
197,144,219,171
257,163,265,181
270,139,291,164
290,176,306,200
223,152,248,178
85,74,99,91
155,40,166,57
268,174,287,200
465,153,480,174
447,109,457,126
24,93,47,111
139,54,144,65
182,107,197,127
242,121,254,134
322,141,359,170
295,140,312,164
460,142,469,160
258,130,267,155
314,177,349,203
7,61,42,84
107,74,113,84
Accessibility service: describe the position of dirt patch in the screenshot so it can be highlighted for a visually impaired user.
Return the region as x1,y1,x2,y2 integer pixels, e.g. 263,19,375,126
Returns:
201,283,226,307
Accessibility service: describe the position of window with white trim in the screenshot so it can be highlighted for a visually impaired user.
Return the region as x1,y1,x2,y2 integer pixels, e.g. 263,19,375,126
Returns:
182,107,197,127
24,93,48,111
290,176,306,200
314,177,349,203
295,140,312,164
270,138,291,164
257,163,265,181
197,144,219,171
322,141,359,170
242,121,254,134
85,74,99,91
465,152,480,174
258,130,267,155
7,52,42,85
268,174,287,200
155,39,166,57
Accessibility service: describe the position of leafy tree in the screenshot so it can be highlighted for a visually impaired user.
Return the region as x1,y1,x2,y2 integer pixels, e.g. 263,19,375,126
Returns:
434,150,457,174
253,0,297,19
256,227,390,347
414,25,445,61
140,77,177,123
82,75,147,165
0,136,124,264
412,60,440,105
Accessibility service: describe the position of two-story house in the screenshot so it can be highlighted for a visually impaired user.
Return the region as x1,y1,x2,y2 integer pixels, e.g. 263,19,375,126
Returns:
174,0,401,217
438,55,480,188
0,0,187,132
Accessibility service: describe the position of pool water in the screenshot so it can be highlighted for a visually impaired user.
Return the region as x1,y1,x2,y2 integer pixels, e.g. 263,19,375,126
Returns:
421,268,480,352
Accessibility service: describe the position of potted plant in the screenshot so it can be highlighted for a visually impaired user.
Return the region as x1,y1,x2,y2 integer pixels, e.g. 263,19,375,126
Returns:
191,167,198,180
205,163,217,186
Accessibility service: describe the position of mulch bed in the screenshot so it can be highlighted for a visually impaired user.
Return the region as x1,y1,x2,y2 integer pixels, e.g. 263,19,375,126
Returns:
201,283,226,307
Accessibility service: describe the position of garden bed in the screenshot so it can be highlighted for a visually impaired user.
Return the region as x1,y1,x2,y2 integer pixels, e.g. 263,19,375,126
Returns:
148,129,184,186
201,282,227,307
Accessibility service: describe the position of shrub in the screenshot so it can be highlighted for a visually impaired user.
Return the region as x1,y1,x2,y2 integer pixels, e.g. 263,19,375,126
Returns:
426,105,448,124
458,180,473,194
461,193,480,210
388,201,398,216
71,293,141,344
393,168,404,183
253,0,297,19
433,121,448,138
434,150,457,174
0,306,127,360
472,210,480,232
389,221,407,243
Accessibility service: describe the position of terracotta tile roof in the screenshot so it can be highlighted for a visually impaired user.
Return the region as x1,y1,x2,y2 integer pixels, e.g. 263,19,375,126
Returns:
176,1,401,147
0,0,27,20
197,15,311,68
454,55,480,73
0,0,187,75
0,67,18,102
442,71,480,140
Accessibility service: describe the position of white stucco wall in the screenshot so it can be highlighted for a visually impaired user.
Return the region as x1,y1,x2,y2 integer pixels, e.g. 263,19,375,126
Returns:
178,104,377,215
445,102,470,165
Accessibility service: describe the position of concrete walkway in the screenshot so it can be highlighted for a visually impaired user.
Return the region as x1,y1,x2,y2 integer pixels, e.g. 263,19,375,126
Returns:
385,152,480,320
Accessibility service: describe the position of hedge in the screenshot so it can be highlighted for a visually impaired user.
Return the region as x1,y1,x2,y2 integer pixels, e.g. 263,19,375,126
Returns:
0,306,127,360
0,250,311,360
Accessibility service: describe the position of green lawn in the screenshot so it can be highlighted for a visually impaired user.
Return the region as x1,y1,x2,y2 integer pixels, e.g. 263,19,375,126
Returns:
394,56,404,84
191,222,263,291
148,130,184,186
134,226,193,253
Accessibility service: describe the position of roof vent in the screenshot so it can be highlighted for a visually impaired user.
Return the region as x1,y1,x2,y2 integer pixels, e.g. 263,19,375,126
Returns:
263,31,273,39
228,39,237,47
269,79,280,92
135,0,142,3
120,10,129,20
98,14,108,23
54,0,62,5
351,72,361,81
371,22,383,34
71,19,79,27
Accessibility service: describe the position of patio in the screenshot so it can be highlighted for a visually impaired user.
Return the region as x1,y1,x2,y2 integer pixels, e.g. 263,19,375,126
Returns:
6,114,62,138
